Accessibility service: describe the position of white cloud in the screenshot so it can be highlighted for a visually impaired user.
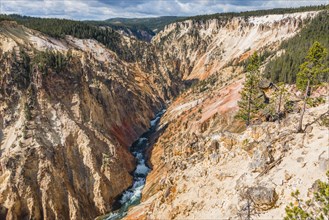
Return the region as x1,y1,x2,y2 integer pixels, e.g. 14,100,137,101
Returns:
0,0,328,20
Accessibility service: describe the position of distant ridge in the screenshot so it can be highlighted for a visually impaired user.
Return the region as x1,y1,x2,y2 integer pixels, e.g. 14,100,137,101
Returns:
180,4,328,22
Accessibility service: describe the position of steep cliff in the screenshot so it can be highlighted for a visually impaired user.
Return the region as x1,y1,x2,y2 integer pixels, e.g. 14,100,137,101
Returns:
129,89,328,219
153,11,318,80
0,8,327,220
124,10,329,219
0,20,179,219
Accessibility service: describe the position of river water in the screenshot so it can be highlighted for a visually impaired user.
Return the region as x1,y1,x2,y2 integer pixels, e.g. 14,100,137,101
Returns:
102,109,166,220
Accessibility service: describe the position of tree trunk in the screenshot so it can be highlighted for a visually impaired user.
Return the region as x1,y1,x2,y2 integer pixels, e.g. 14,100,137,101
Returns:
277,91,282,123
247,92,251,126
297,79,310,132
247,199,251,220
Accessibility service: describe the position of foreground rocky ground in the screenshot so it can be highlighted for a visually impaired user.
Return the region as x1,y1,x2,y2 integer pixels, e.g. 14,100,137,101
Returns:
0,20,178,219
126,83,328,219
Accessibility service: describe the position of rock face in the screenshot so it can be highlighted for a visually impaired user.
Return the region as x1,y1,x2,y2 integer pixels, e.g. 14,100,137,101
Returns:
123,10,328,220
153,11,318,80
0,9,327,220
128,82,328,219
0,21,179,219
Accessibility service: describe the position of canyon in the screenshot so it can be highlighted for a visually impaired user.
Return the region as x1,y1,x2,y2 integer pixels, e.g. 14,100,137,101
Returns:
0,8,328,220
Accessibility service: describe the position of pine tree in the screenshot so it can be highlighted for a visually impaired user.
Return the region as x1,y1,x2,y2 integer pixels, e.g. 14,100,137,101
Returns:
296,41,328,132
236,52,263,126
274,82,288,121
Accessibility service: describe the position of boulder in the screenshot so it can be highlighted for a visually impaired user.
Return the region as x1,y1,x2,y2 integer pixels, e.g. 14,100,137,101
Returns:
318,151,329,171
249,145,274,172
319,157,329,171
246,186,278,211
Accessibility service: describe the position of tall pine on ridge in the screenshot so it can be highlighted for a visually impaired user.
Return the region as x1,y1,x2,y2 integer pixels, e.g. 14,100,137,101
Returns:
296,41,328,132
236,52,264,126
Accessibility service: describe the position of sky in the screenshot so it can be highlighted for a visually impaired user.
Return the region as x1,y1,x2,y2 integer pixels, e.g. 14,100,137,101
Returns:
0,0,328,20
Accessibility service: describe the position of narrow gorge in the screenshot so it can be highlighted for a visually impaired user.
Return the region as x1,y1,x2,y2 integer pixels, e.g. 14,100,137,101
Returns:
101,109,166,220
0,6,328,220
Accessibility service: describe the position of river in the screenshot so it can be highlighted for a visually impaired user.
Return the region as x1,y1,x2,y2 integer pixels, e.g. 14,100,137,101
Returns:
101,109,166,220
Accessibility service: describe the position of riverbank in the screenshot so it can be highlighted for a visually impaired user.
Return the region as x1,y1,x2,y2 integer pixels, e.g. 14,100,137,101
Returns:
97,109,166,220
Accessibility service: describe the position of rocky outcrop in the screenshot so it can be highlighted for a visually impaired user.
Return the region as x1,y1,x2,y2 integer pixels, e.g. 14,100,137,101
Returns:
128,84,328,219
153,11,318,80
245,186,278,211
0,21,180,219
122,11,327,218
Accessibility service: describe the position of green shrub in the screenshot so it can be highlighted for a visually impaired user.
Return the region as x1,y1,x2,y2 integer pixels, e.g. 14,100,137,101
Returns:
306,97,326,107
284,171,329,220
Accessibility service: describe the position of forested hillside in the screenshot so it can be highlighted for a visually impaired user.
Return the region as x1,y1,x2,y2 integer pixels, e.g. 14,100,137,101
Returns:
86,16,183,41
103,16,182,32
0,14,137,61
181,5,328,22
265,10,329,83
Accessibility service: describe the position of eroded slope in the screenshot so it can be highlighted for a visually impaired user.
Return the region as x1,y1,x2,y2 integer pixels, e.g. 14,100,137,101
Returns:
0,21,179,219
